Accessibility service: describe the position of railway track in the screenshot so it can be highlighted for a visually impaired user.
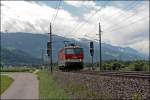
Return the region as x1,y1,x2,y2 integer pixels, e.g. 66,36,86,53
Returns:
68,70,150,79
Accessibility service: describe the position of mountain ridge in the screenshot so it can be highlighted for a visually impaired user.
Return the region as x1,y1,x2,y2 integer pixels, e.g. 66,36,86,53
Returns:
1,47,41,65
1,32,148,63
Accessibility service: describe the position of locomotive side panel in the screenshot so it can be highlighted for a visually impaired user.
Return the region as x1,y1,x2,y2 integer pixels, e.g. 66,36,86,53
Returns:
58,48,65,67
58,46,84,71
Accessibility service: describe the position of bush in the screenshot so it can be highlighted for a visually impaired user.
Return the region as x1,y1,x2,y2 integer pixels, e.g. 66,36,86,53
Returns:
134,62,144,71
84,60,149,72
112,62,122,70
120,60,149,72
102,63,111,70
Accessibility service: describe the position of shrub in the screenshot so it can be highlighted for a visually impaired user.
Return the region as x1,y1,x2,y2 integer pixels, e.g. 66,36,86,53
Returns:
133,61,145,71
112,62,121,70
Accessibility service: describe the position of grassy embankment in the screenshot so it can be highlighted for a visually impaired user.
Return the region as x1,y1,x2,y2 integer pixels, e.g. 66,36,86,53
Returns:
36,70,111,99
0,67,36,72
63,81,111,99
0,75,14,94
36,70,69,99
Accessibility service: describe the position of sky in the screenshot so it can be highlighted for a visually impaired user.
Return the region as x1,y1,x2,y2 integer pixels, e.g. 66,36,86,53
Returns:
1,0,149,55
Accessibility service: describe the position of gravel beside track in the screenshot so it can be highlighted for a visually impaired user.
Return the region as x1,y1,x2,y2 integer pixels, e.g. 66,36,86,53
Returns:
53,71,150,99
74,70,150,79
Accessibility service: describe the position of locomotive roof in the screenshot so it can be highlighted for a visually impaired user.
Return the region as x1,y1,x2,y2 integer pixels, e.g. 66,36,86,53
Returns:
64,45,81,49
59,45,82,52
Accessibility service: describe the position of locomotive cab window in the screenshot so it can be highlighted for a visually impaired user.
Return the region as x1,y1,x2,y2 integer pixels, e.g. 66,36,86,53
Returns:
65,48,83,54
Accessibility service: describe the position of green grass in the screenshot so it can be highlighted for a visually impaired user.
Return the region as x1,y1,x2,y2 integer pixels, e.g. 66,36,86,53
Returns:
64,82,111,99
132,93,142,100
0,75,14,94
0,67,36,72
36,70,69,99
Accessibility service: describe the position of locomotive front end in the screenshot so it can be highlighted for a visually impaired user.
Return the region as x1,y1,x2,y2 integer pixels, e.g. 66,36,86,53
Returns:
58,44,84,71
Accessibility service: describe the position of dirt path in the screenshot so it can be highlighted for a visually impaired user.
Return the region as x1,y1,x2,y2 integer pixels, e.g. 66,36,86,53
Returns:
1,73,39,99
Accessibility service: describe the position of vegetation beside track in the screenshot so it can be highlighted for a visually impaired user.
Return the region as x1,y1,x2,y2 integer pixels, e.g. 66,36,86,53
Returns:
85,60,149,72
63,81,110,99
0,75,14,95
0,67,36,72
36,70,69,99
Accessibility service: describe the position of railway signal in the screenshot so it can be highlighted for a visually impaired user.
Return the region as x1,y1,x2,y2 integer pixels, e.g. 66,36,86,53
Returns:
47,42,51,49
90,41,94,70
90,41,94,56
47,42,51,56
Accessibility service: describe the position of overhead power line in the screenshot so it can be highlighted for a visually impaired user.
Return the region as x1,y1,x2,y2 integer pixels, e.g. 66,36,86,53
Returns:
51,0,61,27
69,1,109,35
102,0,139,25
51,1,60,22
104,1,146,31
84,1,143,36
105,15,149,33
84,15,148,41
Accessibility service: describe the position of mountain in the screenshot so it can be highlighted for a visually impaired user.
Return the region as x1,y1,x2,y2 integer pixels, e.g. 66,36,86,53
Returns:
1,32,148,63
1,47,41,65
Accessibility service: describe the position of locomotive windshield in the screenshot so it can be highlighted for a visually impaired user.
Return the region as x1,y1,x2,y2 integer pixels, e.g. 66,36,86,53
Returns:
65,48,83,54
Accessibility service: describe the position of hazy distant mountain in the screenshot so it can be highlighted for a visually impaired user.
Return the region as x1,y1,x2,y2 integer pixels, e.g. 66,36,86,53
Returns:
1,47,41,65
1,32,148,64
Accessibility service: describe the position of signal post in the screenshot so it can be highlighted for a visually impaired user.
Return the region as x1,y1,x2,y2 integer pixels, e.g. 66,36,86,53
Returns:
47,23,53,73
99,22,102,71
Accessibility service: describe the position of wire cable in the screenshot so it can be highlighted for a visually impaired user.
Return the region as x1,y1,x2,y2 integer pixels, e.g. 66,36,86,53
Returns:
84,15,149,41
51,0,61,27
51,1,60,23
102,0,139,26
105,15,149,33
84,1,143,37
69,1,109,35
104,1,145,31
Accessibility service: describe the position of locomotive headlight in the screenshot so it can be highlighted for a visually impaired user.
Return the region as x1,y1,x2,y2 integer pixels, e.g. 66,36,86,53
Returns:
66,59,70,62
79,59,82,61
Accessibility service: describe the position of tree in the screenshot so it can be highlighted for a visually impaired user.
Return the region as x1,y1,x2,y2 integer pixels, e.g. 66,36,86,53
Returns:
133,61,144,71
112,62,122,70
102,63,110,70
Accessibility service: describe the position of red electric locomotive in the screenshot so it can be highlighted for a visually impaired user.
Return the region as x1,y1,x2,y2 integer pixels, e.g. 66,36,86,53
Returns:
58,44,84,71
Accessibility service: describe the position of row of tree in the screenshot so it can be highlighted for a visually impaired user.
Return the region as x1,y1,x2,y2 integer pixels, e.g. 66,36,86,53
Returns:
85,60,149,72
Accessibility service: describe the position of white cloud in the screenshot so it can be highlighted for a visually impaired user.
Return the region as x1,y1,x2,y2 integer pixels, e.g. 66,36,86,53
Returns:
128,40,149,55
64,1,96,8
1,1,54,33
79,1,149,55
1,1,81,38
1,1,149,55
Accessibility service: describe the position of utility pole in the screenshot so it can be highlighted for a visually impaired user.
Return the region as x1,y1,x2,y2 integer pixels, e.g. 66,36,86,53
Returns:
48,22,53,73
41,47,44,69
99,23,102,71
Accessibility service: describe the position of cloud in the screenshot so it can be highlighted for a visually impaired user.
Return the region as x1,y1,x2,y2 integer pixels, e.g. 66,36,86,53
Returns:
64,1,96,8
1,1,53,32
128,40,149,55
1,1,149,55
1,1,80,37
79,1,149,55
